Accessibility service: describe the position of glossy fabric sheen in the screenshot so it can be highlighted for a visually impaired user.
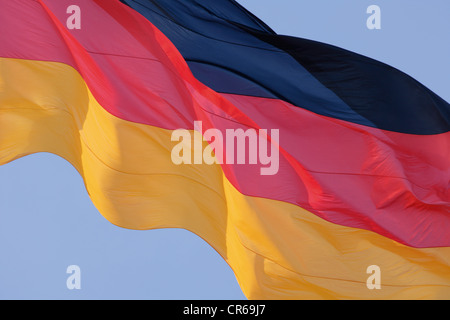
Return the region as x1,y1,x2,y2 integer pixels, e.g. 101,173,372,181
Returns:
1,0,450,299
0,0,448,248
1,58,449,299
120,0,450,134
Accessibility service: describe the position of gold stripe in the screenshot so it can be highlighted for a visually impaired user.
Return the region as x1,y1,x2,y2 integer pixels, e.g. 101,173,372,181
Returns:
1,57,449,299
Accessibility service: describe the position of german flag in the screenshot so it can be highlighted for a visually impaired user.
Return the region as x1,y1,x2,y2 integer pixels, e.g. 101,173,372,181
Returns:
0,0,449,299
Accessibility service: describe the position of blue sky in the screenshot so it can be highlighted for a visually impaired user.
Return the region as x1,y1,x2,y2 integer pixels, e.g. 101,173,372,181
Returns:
0,0,449,299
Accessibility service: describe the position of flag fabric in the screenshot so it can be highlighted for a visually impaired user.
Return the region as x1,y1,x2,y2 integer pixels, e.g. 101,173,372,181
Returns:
0,0,449,299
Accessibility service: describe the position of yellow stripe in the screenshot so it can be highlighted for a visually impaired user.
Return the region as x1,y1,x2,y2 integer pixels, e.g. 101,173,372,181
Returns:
1,57,449,299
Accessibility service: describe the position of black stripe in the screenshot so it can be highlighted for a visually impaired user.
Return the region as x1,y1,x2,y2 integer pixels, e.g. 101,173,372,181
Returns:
120,0,450,134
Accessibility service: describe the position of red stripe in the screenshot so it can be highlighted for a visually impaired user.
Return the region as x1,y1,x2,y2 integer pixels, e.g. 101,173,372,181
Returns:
1,0,449,247
216,94,450,248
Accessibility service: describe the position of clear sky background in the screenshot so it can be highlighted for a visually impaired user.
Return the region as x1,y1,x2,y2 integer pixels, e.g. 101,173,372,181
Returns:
0,0,449,299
